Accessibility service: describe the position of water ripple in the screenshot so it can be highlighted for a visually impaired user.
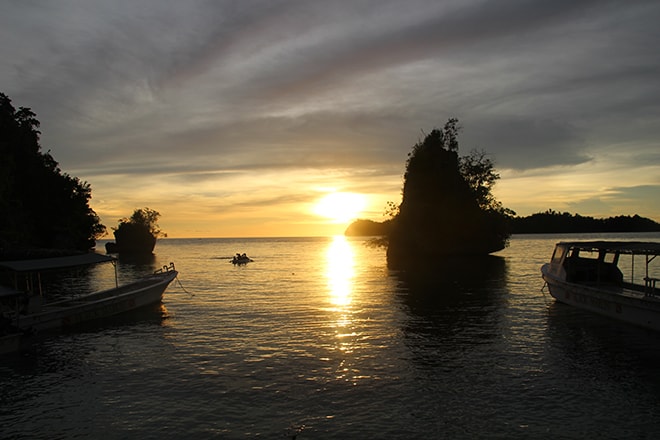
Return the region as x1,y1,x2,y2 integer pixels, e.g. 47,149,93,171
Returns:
3,234,660,438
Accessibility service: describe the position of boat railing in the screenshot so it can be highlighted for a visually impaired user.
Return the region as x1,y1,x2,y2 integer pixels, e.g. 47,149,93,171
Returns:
155,262,176,274
645,277,659,296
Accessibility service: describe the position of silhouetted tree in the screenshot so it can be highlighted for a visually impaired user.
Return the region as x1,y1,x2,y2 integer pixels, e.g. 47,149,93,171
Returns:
107,207,165,254
0,92,106,255
387,118,512,266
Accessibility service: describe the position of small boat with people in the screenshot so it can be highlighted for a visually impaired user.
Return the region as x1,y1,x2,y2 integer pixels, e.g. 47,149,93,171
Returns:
541,241,660,331
231,253,253,265
0,253,178,341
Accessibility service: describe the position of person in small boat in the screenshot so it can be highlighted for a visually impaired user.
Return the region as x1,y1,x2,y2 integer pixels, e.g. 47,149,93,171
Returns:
233,253,253,264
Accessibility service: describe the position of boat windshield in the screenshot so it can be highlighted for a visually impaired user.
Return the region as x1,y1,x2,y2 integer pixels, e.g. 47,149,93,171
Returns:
552,245,567,264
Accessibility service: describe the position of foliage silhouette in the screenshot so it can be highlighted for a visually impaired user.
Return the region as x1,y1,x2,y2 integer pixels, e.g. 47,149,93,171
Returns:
0,92,106,257
509,210,660,233
386,118,512,267
106,208,165,255
344,219,393,236
347,211,660,236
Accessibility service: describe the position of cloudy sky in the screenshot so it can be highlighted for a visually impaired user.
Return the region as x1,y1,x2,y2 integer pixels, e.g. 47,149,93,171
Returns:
2,0,659,237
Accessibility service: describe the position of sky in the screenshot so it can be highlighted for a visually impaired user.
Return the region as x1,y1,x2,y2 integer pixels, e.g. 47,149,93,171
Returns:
2,0,659,238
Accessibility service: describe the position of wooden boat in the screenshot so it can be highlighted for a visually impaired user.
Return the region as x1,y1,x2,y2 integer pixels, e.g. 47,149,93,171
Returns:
541,241,660,331
0,254,178,334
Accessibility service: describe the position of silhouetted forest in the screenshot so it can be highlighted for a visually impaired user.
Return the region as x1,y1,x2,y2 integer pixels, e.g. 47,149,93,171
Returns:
344,219,393,236
0,92,106,258
386,119,513,267
508,210,660,233
347,211,660,236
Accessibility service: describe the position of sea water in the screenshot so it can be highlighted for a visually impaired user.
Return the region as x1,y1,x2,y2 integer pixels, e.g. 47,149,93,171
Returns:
2,233,660,439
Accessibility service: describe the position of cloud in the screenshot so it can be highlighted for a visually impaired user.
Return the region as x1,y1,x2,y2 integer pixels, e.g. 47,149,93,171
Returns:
2,0,659,234
460,116,590,169
566,185,660,218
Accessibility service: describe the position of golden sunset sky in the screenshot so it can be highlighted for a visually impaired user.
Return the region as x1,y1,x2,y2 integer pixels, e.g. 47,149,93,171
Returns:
2,1,659,237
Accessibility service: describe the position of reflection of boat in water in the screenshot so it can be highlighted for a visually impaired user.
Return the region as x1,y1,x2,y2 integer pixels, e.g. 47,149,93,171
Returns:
0,289,23,353
0,254,178,338
0,332,22,354
231,253,253,265
541,241,660,331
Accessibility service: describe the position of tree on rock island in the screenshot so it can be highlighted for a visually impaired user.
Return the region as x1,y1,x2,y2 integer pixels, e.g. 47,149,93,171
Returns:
386,118,513,267
106,208,166,255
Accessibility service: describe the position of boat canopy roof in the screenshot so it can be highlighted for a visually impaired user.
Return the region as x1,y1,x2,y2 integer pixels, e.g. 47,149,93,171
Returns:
557,241,660,255
0,253,116,273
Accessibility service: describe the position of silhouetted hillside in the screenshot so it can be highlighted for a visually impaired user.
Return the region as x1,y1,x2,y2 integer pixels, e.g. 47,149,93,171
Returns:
0,92,106,257
509,211,660,233
345,219,392,236
387,121,512,264
347,211,660,237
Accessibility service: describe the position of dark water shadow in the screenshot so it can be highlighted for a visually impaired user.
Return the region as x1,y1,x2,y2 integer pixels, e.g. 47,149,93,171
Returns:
115,252,156,268
545,301,660,386
393,255,508,345
0,302,169,374
66,301,169,331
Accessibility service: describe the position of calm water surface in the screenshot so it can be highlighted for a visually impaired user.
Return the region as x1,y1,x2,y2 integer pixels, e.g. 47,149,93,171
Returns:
2,233,660,439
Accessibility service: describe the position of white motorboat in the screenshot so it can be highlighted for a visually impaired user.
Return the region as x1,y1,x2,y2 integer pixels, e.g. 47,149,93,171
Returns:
541,241,660,331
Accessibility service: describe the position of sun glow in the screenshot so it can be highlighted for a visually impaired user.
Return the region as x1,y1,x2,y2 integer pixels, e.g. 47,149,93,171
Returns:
314,192,366,223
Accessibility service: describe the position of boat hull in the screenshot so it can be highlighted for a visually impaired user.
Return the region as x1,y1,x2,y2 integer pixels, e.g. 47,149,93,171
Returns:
542,264,660,332
13,270,177,332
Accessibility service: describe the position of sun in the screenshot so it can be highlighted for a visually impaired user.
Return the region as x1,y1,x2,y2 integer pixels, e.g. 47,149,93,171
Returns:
314,192,366,223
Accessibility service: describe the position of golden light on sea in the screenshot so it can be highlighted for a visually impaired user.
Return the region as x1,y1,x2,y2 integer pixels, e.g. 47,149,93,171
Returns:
326,235,355,307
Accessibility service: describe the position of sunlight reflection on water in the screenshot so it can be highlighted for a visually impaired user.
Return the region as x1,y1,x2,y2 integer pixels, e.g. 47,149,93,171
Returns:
3,234,660,439
326,235,355,307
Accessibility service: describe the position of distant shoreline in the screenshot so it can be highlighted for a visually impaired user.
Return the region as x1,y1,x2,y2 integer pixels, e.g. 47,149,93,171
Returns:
344,213,660,237
90,231,660,242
